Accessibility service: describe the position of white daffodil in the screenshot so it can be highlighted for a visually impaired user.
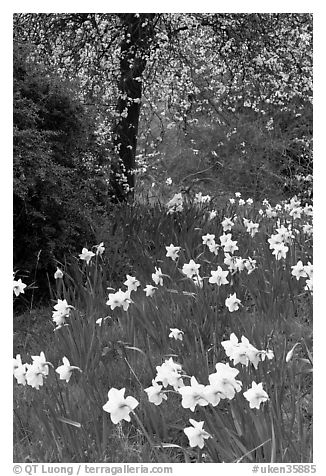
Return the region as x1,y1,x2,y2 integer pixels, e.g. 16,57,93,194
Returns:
25,352,52,389
208,266,229,286
54,267,64,279
55,357,82,382
202,233,216,247
208,242,220,255
79,247,95,264
13,278,27,297
208,210,217,220
192,274,204,288
182,259,200,279
143,284,157,297
178,376,209,412
155,358,184,390
221,217,234,232
244,257,256,274
124,274,141,292
94,242,105,256
144,380,167,406
272,243,289,260
152,267,164,286
243,381,269,409
208,363,242,400
13,354,27,385
245,221,259,237
291,260,307,280
165,244,181,261
225,293,241,312
223,239,239,254
169,328,184,341
106,289,132,311
103,387,139,424
219,233,232,246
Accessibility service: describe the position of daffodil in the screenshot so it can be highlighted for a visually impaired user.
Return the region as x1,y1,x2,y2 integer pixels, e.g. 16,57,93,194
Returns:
26,352,52,389
178,376,209,411
303,262,313,279
194,192,211,204
55,357,82,382
245,220,259,237
272,243,289,260
208,242,220,255
305,278,313,293
208,363,242,400
53,299,73,316
79,247,95,264
94,242,105,256
235,257,246,272
13,278,27,297
289,207,303,220
221,334,261,369
209,266,229,286
266,207,277,218
30,352,51,376
221,217,234,232
124,275,141,292
169,328,184,341
143,284,157,297
303,204,313,217
182,259,200,279
103,388,139,424
52,299,73,329
243,382,269,409
285,343,300,363
25,363,45,389
144,380,167,406
225,293,241,312
152,267,164,286
192,274,204,287
52,311,68,330
202,384,224,406
202,233,215,247
224,253,238,273
302,224,313,236
155,358,184,390
223,239,239,254
166,193,183,213
165,244,181,261
291,260,307,280
106,289,132,311
219,233,232,246
54,267,63,279
275,225,294,243
208,210,217,220
13,354,27,385
244,257,256,274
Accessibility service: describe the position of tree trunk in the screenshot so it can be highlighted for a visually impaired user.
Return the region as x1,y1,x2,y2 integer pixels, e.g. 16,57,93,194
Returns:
111,13,156,202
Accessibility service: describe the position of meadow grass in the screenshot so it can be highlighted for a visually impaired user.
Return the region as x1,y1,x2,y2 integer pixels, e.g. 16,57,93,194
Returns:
13,193,313,463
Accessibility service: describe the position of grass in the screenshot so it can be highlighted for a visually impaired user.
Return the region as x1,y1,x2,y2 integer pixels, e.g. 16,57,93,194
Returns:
13,193,313,463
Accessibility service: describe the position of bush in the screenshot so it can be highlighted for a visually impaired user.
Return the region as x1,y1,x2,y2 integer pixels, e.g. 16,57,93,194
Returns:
13,43,110,305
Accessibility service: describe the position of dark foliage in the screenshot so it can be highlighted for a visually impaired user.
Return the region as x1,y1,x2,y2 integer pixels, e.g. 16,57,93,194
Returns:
13,43,110,305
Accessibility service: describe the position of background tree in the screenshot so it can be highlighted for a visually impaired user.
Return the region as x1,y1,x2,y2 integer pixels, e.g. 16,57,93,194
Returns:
13,13,312,202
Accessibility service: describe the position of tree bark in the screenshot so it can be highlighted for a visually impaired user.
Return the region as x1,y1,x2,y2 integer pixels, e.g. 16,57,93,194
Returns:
111,13,156,202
